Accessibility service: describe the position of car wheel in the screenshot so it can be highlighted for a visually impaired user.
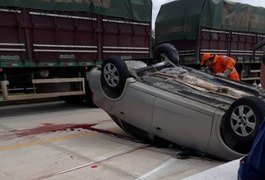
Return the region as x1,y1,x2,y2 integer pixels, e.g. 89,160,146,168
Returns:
101,56,130,97
153,43,179,65
224,96,265,143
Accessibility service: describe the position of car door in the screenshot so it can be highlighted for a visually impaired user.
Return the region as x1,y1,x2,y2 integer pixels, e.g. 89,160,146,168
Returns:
152,92,217,152
112,82,156,132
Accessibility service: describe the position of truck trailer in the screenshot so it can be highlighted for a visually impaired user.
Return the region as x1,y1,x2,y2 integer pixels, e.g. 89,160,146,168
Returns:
156,0,265,84
0,0,152,104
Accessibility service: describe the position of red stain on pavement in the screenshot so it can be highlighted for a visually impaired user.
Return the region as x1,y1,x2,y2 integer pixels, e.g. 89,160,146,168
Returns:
15,123,97,137
91,164,98,168
1,121,142,143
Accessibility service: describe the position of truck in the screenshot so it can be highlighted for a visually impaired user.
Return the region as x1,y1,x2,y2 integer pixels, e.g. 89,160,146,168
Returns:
0,0,152,104
155,0,265,84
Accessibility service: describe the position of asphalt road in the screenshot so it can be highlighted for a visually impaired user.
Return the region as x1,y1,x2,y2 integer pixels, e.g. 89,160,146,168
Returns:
0,102,224,180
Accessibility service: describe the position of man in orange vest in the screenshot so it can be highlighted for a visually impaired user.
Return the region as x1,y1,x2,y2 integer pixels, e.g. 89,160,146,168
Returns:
201,53,240,81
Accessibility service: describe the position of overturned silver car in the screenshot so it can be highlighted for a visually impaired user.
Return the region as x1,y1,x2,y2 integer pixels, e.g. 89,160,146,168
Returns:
89,44,265,161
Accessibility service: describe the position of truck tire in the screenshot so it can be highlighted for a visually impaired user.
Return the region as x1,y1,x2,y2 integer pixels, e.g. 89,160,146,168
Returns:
61,81,96,106
101,56,130,98
153,43,179,65
83,81,97,106
61,95,84,105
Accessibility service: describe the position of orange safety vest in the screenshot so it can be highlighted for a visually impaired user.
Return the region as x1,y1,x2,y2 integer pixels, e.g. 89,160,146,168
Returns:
211,55,240,81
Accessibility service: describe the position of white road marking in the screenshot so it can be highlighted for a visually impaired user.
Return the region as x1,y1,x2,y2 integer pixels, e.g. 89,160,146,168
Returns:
135,158,177,180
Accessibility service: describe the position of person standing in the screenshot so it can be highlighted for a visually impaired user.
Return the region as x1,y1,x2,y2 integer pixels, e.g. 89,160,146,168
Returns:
238,118,265,180
200,53,240,81
238,55,265,180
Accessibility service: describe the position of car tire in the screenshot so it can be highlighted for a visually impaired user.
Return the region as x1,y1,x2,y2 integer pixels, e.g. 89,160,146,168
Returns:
101,56,130,97
224,96,265,143
153,43,179,65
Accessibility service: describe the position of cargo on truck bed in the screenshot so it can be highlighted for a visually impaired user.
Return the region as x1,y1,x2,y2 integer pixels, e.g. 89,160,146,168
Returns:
155,0,265,83
0,0,152,103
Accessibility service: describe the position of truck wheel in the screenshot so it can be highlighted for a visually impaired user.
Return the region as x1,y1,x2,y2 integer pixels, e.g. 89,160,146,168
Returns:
101,56,129,98
61,81,96,107
61,95,84,105
153,43,179,65
82,81,96,106
224,96,265,143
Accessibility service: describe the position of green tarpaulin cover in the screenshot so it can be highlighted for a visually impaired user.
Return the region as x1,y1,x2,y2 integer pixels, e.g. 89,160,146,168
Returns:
156,0,265,43
0,0,152,22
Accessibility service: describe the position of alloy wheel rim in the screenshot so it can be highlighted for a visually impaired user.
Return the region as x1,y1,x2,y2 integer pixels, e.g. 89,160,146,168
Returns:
103,63,120,87
230,105,256,137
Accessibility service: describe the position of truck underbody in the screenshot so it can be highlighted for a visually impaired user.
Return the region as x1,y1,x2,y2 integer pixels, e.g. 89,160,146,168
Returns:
0,1,152,103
